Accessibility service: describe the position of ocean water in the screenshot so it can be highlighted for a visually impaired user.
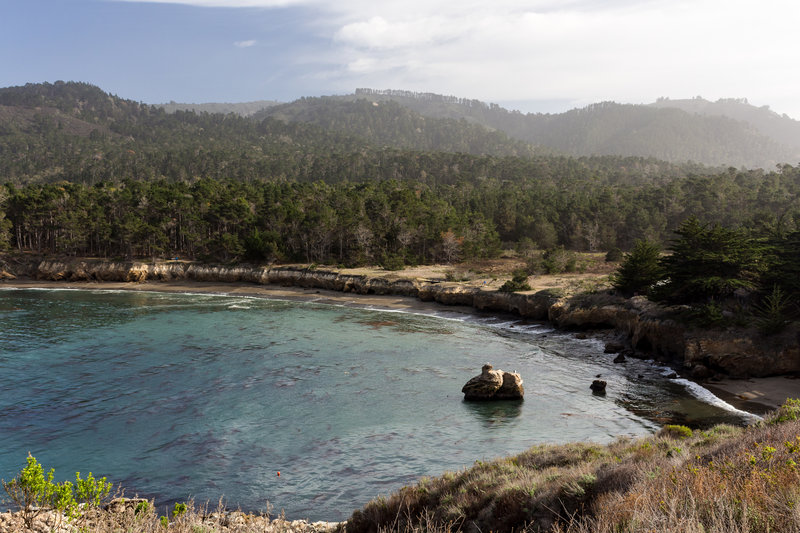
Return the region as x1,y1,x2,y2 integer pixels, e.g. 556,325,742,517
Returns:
0,288,756,520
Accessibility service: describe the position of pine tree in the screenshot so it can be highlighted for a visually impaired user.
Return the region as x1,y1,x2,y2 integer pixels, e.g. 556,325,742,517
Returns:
611,239,664,296
657,217,764,304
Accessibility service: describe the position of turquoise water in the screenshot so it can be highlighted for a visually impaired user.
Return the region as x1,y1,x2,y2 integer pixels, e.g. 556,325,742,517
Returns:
0,288,755,520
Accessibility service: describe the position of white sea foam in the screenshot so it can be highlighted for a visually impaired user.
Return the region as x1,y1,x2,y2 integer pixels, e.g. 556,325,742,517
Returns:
675,378,763,421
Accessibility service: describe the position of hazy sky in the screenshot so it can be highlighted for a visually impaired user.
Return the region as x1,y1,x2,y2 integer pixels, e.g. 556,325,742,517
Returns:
2,0,799,117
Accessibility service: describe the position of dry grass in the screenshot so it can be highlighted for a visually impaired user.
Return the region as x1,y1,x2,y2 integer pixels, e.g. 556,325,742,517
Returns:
344,402,800,533
339,253,616,297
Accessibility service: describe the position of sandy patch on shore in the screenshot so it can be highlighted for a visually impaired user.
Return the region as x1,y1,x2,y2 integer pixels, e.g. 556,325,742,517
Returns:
0,278,480,317
704,376,800,415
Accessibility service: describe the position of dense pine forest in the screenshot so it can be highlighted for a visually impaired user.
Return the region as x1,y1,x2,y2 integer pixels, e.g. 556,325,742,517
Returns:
1,81,800,281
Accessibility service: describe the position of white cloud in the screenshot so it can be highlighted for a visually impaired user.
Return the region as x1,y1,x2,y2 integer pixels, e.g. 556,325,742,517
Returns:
234,39,257,47
111,0,800,117
315,0,800,117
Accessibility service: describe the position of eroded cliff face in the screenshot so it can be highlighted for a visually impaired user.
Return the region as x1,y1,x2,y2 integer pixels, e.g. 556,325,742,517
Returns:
549,294,800,378
6,258,800,378
27,259,559,319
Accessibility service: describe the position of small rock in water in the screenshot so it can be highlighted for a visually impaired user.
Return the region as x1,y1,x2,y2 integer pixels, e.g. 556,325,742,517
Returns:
690,364,712,380
590,379,607,393
613,353,626,364
462,363,524,400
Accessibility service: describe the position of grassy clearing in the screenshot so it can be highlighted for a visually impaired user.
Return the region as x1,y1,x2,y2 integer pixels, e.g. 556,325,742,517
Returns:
344,401,800,533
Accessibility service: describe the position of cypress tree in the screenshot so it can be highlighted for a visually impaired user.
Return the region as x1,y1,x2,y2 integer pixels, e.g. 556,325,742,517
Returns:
611,239,664,296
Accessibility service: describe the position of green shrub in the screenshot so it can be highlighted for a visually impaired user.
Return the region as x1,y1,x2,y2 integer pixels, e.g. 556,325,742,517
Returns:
683,300,727,328
541,246,577,274
770,398,800,424
605,247,624,262
1,454,77,529
75,470,113,509
1,454,117,530
380,254,406,271
173,501,188,517
499,269,531,292
659,424,693,439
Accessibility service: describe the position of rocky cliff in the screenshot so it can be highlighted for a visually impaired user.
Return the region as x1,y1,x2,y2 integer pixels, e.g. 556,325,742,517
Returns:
23,259,558,319
549,294,800,379
4,257,799,379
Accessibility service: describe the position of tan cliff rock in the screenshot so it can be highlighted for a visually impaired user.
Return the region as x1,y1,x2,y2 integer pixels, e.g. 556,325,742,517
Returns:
550,293,800,378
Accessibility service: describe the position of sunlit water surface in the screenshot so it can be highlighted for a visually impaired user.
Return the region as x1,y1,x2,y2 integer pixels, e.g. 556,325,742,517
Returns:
0,288,756,520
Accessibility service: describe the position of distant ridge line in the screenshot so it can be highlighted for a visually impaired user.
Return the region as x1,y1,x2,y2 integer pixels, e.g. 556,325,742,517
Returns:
355,88,500,109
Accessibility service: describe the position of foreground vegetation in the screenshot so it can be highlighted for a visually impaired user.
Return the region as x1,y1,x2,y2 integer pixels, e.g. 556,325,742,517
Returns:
346,400,800,533
5,402,800,532
0,456,330,532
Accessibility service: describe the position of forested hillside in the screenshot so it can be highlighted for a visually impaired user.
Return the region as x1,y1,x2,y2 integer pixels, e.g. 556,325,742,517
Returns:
158,100,281,116
350,89,800,168
254,97,538,157
649,96,800,150
1,81,800,271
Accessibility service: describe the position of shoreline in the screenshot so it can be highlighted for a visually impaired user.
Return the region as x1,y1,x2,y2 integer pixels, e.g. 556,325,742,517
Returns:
2,278,792,416
1,277,483,317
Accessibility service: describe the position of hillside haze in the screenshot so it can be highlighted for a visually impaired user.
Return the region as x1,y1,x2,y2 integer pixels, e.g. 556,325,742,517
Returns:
340,89,800,168
2,81,798,182
164,87,798,168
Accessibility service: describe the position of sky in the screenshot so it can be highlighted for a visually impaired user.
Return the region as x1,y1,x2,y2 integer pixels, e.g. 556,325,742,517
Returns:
2,0,799,118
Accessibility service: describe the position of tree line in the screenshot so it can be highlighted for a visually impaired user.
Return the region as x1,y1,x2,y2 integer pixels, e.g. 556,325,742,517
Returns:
2,163,800,266
613,217,800,329
0,179,500,266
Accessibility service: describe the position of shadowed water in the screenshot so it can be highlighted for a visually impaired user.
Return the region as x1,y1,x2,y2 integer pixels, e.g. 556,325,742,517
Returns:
0,289,756,520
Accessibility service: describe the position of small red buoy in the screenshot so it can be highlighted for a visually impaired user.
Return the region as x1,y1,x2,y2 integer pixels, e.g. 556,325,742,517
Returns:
277,471,281,476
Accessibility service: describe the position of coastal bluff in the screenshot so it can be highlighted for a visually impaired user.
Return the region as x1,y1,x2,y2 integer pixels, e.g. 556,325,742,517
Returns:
3,257,799,379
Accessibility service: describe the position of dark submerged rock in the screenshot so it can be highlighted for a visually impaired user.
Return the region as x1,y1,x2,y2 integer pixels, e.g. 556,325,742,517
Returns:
590,379,607,393
604,341,626,354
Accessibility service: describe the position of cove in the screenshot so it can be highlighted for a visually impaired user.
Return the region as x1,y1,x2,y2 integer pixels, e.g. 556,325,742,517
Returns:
0,288,756,521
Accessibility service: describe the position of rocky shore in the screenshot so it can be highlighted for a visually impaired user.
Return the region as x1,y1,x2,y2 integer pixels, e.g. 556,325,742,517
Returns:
0,504,338,533
2,256,799,402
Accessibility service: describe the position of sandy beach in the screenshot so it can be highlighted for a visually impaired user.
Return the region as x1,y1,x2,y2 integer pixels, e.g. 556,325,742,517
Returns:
0,278,481,316
704,376,800,415
3,277,799,417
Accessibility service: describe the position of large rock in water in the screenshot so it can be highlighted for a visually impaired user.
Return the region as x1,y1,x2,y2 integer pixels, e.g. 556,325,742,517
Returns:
462,364,524,400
